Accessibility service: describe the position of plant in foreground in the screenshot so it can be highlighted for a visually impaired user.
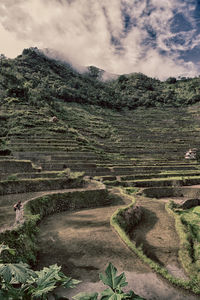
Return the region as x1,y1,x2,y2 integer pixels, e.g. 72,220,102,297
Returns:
73,262,145,300
0,245,145,300
0,244,80,300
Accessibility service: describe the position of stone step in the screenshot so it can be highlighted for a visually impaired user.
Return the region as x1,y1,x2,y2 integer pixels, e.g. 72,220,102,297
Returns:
0,160,38,174
41,162,97,171
10,142,80,147
120,176,200,188
112,165,198,173
101,142,200,148
10,138,78,143
0,176,84,195
11,146,83,152
0,156,14,160
120,171,200,181
13,151,98,160
0,171,60,181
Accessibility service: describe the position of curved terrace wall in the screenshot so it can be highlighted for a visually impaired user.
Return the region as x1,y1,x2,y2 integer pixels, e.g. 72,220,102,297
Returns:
0,176,84,195
0,186,121,264
111,194,200,295
142,187,200,199
0,160,38,173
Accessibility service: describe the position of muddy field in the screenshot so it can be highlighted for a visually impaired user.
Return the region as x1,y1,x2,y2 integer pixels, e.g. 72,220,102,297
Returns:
36,195,198,300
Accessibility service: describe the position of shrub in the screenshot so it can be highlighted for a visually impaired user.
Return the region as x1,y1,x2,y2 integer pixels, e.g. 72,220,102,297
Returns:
0,245,145,300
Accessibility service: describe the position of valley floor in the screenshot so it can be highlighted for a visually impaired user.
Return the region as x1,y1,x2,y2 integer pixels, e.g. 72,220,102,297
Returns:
35,191,198,300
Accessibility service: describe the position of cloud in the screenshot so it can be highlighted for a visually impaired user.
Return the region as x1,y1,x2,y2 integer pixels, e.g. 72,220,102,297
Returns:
0,0,199,79
0,22,33,57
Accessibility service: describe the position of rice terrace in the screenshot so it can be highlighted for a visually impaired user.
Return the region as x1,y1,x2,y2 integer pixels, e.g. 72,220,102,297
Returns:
0,49,200,299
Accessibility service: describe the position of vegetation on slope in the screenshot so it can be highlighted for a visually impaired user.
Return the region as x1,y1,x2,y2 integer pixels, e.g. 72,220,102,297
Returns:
1,47,200,110
0,244,145,300
1,47,200,298
111,191,200,294
166,202,200,283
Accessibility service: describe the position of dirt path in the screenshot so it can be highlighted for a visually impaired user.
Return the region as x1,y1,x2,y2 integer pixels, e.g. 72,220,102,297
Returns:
131,196,187,279
0,180,104,231
36,193,198,300
0,191,49,230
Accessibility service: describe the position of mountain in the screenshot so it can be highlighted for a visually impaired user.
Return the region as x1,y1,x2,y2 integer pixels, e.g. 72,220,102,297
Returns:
42,48,118,81
1,47,200,110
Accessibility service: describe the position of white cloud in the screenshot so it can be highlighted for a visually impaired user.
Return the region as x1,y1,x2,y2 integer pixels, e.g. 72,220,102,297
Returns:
0,0,199,79
0,22,33,57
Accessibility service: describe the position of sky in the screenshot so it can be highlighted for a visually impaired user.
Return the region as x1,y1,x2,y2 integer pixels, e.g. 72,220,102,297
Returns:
1,0,200,80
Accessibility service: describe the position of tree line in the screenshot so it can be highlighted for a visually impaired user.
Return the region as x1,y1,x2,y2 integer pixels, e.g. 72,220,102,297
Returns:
1,48,200,110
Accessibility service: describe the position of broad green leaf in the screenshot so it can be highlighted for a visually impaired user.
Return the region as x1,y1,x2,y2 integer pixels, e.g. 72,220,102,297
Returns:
73,292,98,300
32,284,57,297
34,264,62,285
0,290,9,300
100,288,114,300
100,288,124,300
109,295,123,300
123,290,145,300
61,276,81,289
29,264,66,297
114,273,128,289
99,263,128,290
0,263,34,283
101,293,123,300
0,282,25,300
0,264,12,282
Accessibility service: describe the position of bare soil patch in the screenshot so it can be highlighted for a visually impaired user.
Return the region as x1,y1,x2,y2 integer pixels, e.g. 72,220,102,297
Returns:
36,193,198,299
36,204,149,281
0,180,103,231
131,196,187,279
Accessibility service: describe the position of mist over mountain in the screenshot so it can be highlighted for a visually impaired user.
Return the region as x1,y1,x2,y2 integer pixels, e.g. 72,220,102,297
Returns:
42,48,118,81
1,1,200,80
1,47,200,111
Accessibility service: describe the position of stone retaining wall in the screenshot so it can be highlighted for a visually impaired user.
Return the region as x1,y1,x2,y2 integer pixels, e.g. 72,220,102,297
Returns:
0,160,37,173
0,177,84,195
143,186,200,198
0,186,114,264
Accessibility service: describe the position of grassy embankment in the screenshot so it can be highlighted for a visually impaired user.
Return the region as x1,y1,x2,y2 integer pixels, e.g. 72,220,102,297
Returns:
166,203,200,285
110,189,200,294
0,185,113,264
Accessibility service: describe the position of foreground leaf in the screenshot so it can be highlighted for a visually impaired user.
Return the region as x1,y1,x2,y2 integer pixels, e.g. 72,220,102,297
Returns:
0,263,34,283
61,276,81,289
28,264,62,297
73,292,98,300
123,290,145,300
99,263,128,290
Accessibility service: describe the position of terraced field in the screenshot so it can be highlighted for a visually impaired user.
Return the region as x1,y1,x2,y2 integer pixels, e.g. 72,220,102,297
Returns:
2,102,200,182
0,101,200,298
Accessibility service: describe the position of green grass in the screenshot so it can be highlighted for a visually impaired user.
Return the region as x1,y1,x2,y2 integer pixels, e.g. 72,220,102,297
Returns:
110,193,200,294
169,205,200,276
118,176,200,188
6,174,18,181
181,206,200,242
166,202,200,289
124,187,139,195
2,99,200,176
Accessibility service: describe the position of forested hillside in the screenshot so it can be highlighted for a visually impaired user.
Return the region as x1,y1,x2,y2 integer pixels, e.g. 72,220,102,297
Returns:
1,48,200,299
1,47,200,109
